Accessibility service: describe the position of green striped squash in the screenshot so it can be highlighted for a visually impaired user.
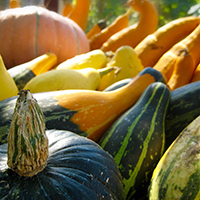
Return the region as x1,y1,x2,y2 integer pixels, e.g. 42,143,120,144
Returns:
99,82,170,200
149,114,200,200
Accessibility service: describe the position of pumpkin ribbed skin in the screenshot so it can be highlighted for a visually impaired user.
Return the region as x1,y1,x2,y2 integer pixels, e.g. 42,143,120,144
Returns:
0,6,89,69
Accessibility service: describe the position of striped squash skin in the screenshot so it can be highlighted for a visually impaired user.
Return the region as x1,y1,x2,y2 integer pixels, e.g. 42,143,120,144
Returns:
7,90,49,177
99,82,170,200
165,81,200,150
8,66,35,90
7,53,57,91
149,115,200,200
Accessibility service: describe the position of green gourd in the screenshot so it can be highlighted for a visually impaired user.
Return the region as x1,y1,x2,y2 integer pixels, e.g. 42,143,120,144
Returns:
99,82,170,200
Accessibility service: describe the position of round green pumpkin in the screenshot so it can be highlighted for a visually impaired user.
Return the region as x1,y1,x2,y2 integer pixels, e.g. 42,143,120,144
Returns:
0,90,125,199
0,130,125,199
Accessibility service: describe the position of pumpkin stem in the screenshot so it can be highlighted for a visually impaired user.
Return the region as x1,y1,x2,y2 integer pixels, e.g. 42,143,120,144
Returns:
7,90,49,177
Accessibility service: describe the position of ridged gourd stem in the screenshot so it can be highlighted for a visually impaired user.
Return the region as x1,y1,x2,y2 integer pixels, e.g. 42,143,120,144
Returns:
7,90,49,177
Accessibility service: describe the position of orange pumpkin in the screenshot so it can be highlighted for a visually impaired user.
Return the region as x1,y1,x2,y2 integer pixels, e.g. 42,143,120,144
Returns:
0,6,89,69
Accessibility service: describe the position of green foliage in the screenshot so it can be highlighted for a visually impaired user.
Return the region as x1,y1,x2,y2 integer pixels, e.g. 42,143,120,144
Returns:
156,0,199,26
87,0,128,32
187,3,200,16
86,0,200,32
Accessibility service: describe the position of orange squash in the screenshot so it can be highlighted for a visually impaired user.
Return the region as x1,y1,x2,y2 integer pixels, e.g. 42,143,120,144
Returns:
100,0,158,52
55,68,165,142
153,23,200,81
135,16,200,68
9,0,20,8
86,20,107,39
62,2,74,17
0,6,89,69
190,63,200,82
167,49,195,90
89,7,132,51
68,0,91,31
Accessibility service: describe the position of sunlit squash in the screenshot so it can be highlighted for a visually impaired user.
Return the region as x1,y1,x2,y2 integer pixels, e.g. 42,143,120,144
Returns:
0,67,166,144
0,6,89,69
0,90,125,199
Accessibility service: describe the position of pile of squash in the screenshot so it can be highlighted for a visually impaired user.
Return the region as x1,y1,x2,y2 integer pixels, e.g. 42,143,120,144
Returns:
0,0,200,199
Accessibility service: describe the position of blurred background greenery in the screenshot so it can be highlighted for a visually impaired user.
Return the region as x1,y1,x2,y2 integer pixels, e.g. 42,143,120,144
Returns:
1,0,200,32
85,0,200,32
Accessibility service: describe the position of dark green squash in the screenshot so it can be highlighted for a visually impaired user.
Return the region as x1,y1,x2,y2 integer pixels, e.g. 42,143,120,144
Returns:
0,90,125,200
99,82,170,200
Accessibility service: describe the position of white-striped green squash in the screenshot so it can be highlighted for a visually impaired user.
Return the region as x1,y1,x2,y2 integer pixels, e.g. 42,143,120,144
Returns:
99,82,170,200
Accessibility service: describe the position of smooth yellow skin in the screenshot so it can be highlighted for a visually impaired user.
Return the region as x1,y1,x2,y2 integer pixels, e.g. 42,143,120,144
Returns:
56,49,108,70
98,45,144,91
28,52,57,75
23,68,103,93
0,55,18,101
